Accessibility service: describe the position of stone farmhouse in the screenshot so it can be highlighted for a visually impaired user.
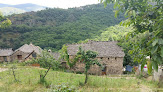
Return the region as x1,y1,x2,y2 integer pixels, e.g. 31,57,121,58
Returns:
66,41,125,75
12,43,42,62
0,48,13,62
0,43,41,62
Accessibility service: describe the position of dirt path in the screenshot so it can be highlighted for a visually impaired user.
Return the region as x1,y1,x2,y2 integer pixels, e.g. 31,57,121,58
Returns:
140,85,152,92
0,68,8,72
108,77,136,79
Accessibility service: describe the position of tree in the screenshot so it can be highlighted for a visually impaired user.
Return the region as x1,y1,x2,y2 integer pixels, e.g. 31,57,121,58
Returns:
33,49,59,84
10,64,18,82
74,47,101,84
101,0,163,73
59,45,77,69
0,11,11,28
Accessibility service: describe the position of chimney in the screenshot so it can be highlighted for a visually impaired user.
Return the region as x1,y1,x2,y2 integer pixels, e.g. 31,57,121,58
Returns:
30,42,33,45
48,49,52,53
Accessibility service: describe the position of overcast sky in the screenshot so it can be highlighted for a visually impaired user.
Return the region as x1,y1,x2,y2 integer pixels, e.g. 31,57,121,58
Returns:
0,0,100,9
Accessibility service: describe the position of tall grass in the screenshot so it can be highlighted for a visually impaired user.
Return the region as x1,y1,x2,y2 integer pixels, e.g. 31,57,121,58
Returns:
0,67,159,92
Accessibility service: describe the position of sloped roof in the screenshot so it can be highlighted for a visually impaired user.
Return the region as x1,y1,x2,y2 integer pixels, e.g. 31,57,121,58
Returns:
0,48,13,56
67,41,125,57
52,52,60,60
24,51,35,59
15,43,42,54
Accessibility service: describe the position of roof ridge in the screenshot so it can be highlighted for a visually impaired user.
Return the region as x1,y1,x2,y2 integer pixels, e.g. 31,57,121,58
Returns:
88,40,118,42
18,44,29,50
0,48,12,50
66,41,118,46
66,43,89,45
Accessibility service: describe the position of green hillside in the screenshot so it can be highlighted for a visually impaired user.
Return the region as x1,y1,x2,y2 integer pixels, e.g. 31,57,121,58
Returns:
0,4,125,51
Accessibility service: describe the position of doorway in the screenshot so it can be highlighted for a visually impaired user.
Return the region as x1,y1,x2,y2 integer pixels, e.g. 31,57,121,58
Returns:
102,65,107,75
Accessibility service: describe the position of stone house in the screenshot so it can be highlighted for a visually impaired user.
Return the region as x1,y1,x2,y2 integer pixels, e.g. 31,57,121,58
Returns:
66,41,125,75
0,48,13,62
11,43,42,62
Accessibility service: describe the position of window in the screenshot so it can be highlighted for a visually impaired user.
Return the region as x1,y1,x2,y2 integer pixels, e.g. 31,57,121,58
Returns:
100,57,103,60
17,55,22,60
32,53,37,58
108,58,109,60
3,56,7,62
115,57,117,60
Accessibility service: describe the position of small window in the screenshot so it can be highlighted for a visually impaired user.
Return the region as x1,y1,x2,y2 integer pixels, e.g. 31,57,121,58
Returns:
3,56,7,62
100,57,103,59
115,57,117,60
32,53,37,58
108,58,109,60
17,55,22,60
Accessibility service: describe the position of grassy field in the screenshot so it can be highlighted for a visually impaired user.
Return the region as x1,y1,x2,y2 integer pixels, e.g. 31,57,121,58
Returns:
0,65,161,92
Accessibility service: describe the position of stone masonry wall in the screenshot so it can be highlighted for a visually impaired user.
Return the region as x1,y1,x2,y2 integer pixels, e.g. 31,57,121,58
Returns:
69,55,123,75
0,56,12,62
11,50,29,62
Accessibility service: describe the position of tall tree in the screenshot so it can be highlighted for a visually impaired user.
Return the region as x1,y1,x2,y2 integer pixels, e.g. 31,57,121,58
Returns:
74,47,101,84
100,0,163,73
33,49,60,84
59,45,77,69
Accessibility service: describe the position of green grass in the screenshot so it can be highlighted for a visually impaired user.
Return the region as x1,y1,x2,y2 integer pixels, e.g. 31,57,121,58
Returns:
0,66,160,92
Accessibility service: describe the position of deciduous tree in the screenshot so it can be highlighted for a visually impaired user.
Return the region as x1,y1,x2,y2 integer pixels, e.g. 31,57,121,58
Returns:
101,0,163,73
0,11,11,28
74,47,101,84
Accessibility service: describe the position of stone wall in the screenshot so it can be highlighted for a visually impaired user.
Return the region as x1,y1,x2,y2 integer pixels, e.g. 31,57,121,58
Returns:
0,56,12,62
25,54,33,61
69,55,123,75
11,50,29,62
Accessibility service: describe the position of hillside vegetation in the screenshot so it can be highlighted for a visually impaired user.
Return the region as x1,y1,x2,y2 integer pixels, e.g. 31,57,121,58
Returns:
92,25,133,41
0,4,124,51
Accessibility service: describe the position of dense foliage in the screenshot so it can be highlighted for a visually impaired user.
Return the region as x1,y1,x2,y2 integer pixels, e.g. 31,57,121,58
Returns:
101,0,163,72
0,4,125,51
93,24,133,41
0,12,11,28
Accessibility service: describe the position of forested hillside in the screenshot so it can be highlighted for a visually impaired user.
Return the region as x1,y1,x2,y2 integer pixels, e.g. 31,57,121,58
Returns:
0,4,125,51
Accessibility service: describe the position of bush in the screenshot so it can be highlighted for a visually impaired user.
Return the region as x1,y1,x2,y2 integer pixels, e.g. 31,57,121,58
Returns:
19,59,36,66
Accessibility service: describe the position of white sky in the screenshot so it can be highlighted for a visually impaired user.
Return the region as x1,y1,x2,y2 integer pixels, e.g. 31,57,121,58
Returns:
0,0,100,9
